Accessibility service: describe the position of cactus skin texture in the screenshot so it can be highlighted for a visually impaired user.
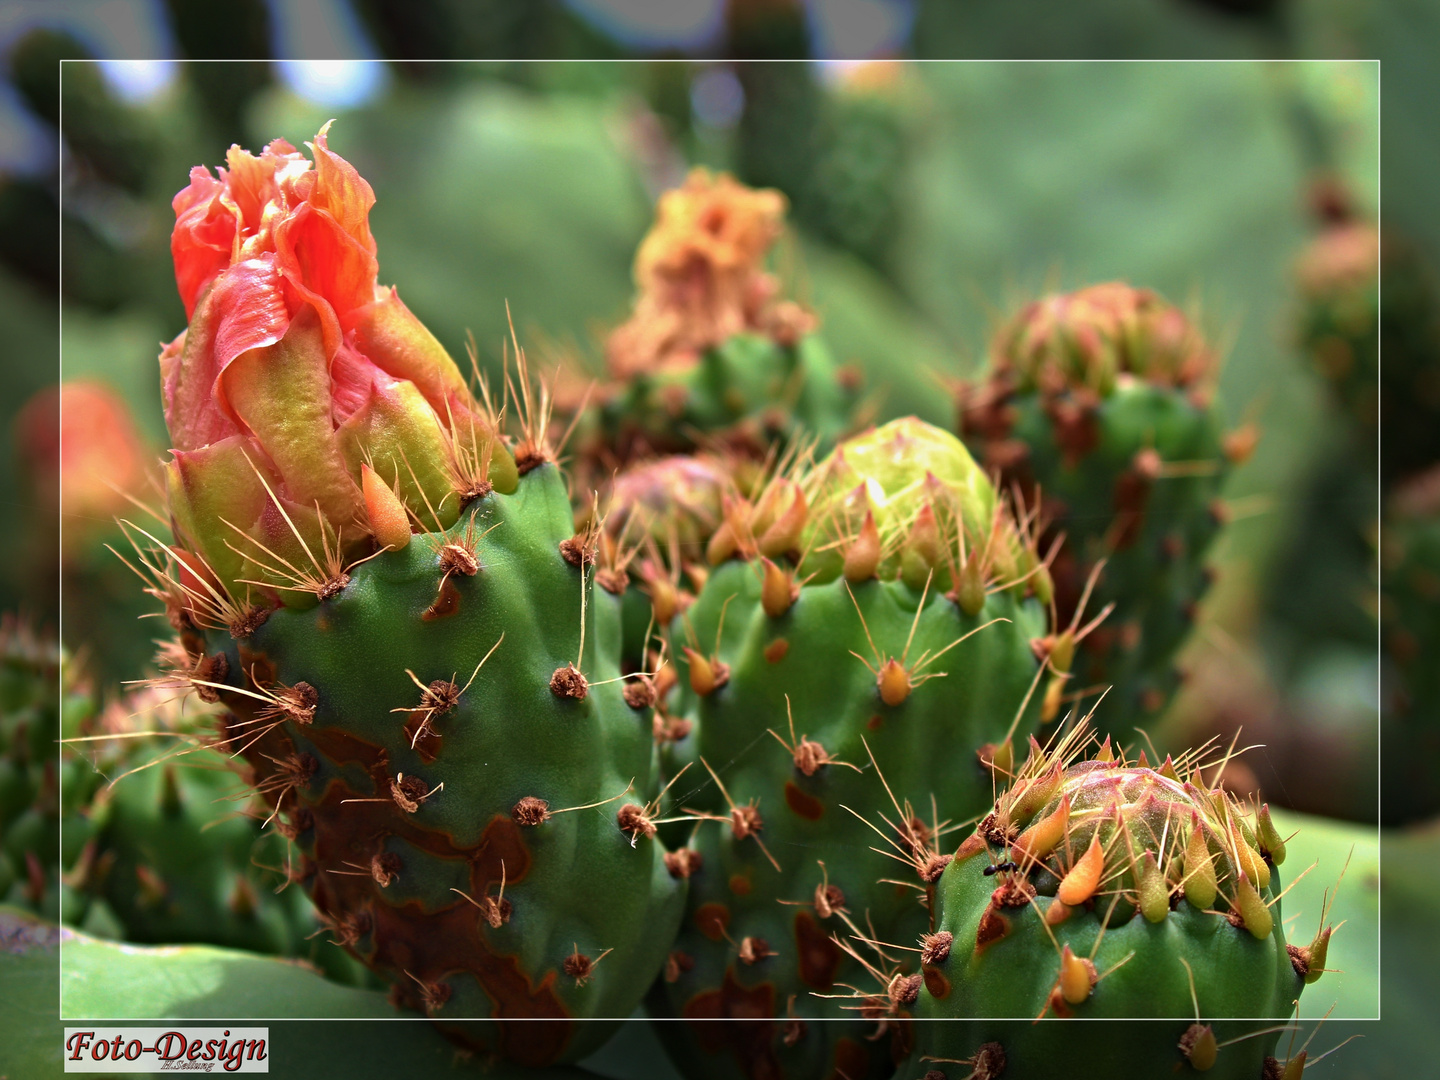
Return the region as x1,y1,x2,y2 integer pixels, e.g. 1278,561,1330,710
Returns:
184,462,684,1064
958,283,1235,726
907,728,1324,1030
892,1019,1283,1080
584,168,861,473
649,419,1051,1080
1381,469,1440,824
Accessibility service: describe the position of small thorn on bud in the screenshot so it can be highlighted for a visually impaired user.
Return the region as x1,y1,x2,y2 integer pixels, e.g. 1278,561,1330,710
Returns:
877,658,912,707
646,576,682,626
685,648,729,696
1256,803,1286,865
954,557,986,616
1039,675,1064,723
361,463,411,550
758,486,808,559
1011,795,1069,866
843,511,881,583
900,503,941,590
1057,834,1104,906
1183,818,1218,910
761,558,799,618
1138,850,1169,923
706,518,740,566
1233,871,1273,940
1058,944,1097,1005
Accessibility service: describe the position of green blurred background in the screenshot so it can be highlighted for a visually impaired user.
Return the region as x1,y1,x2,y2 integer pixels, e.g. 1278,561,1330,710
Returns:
0,0,1431,1076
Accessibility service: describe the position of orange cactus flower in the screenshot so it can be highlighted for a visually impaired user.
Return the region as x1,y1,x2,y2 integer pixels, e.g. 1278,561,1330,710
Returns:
607,168,814,378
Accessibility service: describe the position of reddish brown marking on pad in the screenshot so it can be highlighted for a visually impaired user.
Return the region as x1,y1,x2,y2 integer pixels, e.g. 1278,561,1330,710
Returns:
922,967,951,999
301,781,571,1065
402,711,443,763
793,911,841,990
422,578,462,621
830,1037,870,1080
867,714,883,731
763,638,789,663
234,648,276,689
784,781,824,821
302,723,388,775
683,968,778,1080
974,902,1010,954
729,873,752,897
695,903,731,942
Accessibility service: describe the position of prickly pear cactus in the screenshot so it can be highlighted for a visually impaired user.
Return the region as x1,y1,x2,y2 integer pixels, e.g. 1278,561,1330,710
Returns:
958,283,1239,726
1381,468,1440,824
649,419,1054,1080
905,728,1332,1028
141,129,687,1065
583,168,862,472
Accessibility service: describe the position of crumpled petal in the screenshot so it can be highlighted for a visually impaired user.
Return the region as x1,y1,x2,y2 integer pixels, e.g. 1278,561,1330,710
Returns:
171,166,236,318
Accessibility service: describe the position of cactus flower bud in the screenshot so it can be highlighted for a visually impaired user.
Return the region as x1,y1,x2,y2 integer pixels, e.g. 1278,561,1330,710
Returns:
159,125,505,606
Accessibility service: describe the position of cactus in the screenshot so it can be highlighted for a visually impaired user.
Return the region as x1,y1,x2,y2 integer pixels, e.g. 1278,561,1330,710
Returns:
581,168,862,476
648,418,1055,1079
900,726,1331,1028
140,128,688,1065
958,283,1239,726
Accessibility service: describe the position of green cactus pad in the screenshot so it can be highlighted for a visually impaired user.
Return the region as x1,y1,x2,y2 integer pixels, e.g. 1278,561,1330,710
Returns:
648,419,1050,1079
185,464,685,1065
